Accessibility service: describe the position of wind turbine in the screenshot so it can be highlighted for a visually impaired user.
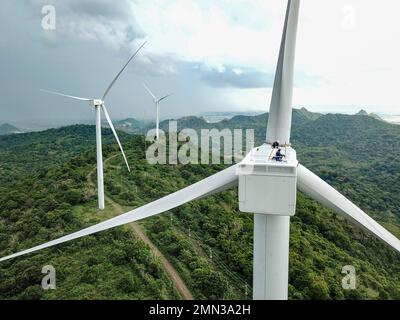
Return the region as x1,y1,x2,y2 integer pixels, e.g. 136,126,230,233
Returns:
41,42,147,210
1,0,400,301
142,83,172,140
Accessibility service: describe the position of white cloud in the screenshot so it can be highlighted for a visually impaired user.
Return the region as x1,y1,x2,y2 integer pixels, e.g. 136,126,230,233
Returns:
294,0,400,111
130,0,400,112
131,0,285,69
29,0,144,50
3,0,400,124
232,68,244,75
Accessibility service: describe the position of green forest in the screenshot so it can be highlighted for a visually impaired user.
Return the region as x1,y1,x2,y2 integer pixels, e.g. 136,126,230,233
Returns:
0,110,399,299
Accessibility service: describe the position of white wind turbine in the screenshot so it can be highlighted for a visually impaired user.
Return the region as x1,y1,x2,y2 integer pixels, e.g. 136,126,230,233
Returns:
41,42,147,210
2,0,400,300
142,83,172,140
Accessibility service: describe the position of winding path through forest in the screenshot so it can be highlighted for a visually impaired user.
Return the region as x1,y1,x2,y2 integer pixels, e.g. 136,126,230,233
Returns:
87,154,193,300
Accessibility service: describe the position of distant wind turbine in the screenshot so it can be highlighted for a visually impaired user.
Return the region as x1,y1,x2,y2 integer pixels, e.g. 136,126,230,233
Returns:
142,83,172,140
41,42,147,210
2,1,400,301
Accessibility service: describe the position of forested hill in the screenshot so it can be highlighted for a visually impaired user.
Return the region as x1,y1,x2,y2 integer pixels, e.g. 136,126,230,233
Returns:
112,107,383,135
155,108,320,138
292,114,400,227
0,123,22,136
0,111,399,299
0,126,180,299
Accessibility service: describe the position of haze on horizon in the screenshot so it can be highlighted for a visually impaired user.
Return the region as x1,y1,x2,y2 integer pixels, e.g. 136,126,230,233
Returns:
1,0,400,126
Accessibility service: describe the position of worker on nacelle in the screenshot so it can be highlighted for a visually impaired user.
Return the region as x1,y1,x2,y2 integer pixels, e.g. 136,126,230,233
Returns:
273,148,285,162
272,140,280,149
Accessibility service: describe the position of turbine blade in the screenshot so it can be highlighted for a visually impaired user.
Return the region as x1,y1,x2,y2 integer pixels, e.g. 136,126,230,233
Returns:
142,83,157,101
102,104,130,172
297,164,400,254
102,41,147,101
40,89,92,101
266,0,300,144
157,93,173,103
0,165,238,262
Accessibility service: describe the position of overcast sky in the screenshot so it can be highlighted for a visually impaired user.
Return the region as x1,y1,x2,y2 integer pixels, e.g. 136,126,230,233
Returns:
1,0,400,126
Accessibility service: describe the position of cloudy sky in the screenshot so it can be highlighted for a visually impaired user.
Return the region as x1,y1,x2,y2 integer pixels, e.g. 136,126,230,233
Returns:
1,0,400,126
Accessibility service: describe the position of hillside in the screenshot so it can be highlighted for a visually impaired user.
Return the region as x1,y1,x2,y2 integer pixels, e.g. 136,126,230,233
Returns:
292,114,400,227
0,126,180,299
355,109,382,121
114,118,151,134
0,123,22,136
0,112,400,299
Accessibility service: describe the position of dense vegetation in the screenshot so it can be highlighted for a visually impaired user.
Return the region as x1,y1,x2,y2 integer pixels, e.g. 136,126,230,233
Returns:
0,111,399,300
293,114,400,229
0,126,179,299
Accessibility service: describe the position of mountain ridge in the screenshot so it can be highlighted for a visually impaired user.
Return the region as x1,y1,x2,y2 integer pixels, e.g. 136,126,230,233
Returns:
0,123,23,135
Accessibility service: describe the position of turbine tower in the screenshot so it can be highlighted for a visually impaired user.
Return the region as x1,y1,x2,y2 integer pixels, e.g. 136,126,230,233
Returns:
41,42,147,210
2,1,400,301
143,83,172,140
251,0,300,299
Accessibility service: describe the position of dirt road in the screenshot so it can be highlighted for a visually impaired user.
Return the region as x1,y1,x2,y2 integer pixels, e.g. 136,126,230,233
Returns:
88,155,193,300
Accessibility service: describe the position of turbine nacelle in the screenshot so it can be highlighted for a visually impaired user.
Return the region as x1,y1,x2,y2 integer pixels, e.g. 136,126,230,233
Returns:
237,144,298,216
92,99,104,107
